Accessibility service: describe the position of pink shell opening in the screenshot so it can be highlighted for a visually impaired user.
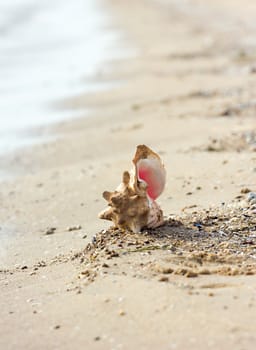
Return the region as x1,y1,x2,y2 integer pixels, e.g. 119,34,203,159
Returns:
137,159,165,200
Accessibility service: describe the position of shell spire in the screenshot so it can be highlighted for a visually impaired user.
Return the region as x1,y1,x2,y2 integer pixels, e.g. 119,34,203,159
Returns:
99,145,166,233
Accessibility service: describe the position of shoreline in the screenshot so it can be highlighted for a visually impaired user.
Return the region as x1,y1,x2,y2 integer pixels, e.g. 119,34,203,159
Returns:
1,0,256,349
0,0,130,156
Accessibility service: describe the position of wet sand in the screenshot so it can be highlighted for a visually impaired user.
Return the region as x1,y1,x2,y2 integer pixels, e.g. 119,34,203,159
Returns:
0,0,256,349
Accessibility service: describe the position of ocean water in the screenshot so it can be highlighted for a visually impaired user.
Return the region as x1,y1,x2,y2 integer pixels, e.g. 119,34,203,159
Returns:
0,0,128,154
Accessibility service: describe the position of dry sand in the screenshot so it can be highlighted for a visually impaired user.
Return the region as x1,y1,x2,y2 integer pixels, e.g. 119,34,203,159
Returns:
1,0,256,349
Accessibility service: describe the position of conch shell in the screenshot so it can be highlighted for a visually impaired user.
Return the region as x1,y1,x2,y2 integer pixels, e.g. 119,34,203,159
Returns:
99,145,166,233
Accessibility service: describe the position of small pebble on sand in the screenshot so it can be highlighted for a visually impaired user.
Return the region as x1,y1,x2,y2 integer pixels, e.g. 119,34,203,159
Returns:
247,192,256,202
185,271,198,278
45,227,56,235
159,276,169,282
241,188,251,194
67,225,82,232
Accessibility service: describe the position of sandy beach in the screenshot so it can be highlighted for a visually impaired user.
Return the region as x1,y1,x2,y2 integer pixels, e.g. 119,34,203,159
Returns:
1,0,256,349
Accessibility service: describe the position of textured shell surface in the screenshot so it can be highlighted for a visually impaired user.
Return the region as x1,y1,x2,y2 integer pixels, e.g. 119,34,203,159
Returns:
99,145,166,233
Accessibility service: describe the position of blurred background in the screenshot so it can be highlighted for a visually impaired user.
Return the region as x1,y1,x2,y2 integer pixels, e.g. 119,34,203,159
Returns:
0,0,124,154
1,0,256,156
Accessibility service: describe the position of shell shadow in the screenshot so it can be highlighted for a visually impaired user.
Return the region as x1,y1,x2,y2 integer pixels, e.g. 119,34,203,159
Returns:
142,218,209,243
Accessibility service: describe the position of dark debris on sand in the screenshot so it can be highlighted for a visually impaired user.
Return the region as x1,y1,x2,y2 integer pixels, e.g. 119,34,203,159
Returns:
196,130,256,153
74,194,256,285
